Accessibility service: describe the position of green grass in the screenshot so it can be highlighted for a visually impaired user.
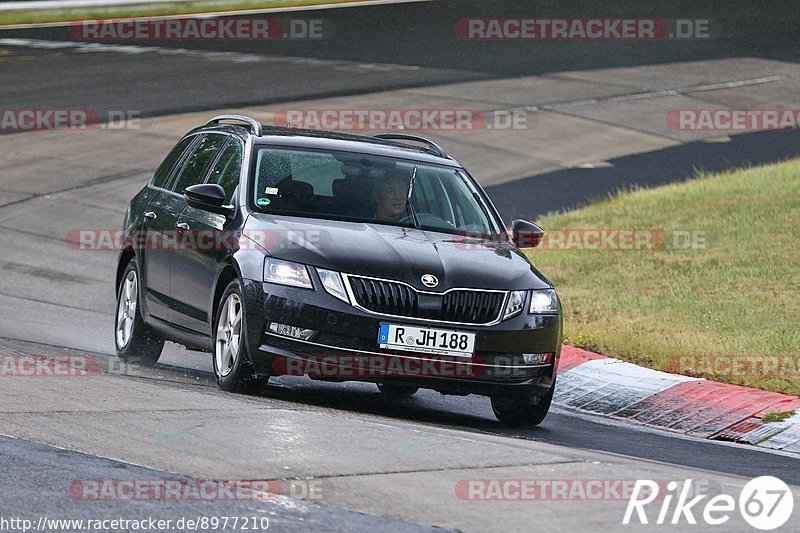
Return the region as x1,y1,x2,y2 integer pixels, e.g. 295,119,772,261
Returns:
0,0,364,25
527,158,800,396
762,410,795,424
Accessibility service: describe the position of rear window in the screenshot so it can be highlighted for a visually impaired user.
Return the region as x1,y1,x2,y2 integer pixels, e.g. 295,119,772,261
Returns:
170,134,228,194
151,136,195,189
207,139,244,203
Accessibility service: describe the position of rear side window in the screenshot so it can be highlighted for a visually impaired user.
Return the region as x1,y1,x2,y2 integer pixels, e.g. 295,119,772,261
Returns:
151,136,195,189
207,139,243,203
170,134,228,194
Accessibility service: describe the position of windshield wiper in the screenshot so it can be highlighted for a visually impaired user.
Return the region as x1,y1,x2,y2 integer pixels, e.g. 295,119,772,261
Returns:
406,165,420,228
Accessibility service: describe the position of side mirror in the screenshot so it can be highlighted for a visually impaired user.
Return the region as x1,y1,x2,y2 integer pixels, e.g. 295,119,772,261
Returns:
184,184,234,218
511,219,544,248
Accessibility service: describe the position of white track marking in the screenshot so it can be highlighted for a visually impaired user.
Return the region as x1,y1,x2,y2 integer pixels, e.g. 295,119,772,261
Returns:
0,37,420,72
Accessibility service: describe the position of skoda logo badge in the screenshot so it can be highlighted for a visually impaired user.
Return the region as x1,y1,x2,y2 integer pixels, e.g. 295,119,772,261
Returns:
421,274,439,288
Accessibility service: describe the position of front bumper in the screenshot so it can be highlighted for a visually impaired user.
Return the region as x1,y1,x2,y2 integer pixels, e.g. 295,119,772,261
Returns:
241,279,562,401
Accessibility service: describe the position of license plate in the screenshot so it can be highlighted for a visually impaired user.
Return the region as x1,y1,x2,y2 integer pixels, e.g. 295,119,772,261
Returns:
378,323,475,358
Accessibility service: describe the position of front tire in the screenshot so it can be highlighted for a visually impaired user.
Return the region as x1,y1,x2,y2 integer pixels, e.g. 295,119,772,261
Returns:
115,259,164,366
491,378,555,427
213,279,263,393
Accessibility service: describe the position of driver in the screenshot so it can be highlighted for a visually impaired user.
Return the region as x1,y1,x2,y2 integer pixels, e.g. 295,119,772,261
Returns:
372,169,411,222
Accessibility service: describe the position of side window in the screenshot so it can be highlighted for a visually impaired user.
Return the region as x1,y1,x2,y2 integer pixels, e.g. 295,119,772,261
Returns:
170,134,228,194
151,136,195,189
207,139,243,203
256,149,344,197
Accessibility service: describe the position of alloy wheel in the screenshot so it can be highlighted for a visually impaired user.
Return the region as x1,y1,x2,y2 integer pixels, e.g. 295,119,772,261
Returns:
115,270,138,348
215,293,242,377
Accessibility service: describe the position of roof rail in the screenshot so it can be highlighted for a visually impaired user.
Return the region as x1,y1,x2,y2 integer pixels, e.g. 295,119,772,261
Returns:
206,114,262,136
373,133,450,159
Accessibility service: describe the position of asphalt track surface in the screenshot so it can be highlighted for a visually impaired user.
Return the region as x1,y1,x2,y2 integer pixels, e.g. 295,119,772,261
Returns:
0,433,440,532
1,0,800,529
2,0,799,117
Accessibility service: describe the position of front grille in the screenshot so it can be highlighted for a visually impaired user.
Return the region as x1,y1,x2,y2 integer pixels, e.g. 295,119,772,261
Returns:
441,290,505,324
348,277,419,316
347,276,505,324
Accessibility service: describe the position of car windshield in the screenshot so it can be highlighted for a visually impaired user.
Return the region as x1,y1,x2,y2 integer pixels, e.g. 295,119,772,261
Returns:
251,146,500,235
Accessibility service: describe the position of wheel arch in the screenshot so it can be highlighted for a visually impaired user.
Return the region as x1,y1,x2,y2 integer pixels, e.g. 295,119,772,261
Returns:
116,247,136,292
211,261,243,331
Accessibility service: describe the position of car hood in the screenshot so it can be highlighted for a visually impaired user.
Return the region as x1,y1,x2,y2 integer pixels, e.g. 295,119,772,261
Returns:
244,214,552,292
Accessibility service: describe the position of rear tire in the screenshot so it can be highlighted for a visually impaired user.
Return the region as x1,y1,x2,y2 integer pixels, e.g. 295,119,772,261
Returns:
213,279,264,393
114,259,164,366
491,378,555,427
377,383,419,397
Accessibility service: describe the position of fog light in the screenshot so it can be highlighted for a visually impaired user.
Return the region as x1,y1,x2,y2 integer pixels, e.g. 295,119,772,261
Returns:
268,322,317,341
522,353,553,365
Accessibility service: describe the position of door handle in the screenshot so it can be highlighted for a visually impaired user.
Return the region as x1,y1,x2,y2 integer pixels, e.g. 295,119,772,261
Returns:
175,222,190,231
143,211,157,221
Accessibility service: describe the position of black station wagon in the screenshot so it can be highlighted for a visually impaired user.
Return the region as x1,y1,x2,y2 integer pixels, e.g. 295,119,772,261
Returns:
115,115,562,425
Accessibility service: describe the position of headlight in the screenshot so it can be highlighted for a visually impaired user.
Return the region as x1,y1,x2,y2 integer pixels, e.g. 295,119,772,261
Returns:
263,258,312,288
317,268,349,303
503,290,526,320
529,289,558,314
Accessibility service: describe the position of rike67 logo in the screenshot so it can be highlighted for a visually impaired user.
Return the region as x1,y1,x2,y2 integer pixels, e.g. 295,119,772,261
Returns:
624,477,794,530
